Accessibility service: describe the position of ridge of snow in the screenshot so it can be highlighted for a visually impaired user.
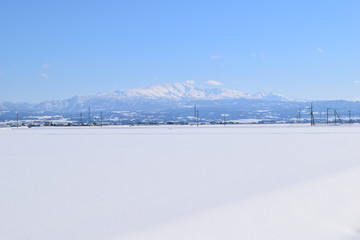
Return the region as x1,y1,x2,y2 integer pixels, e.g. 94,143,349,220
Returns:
89,82,289,101
252,92,292,101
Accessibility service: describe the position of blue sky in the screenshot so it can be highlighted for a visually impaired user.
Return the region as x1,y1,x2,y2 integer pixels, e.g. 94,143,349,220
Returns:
1,0,359,102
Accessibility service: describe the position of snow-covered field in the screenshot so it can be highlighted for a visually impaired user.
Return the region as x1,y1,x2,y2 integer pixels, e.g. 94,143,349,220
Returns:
1,125,360,240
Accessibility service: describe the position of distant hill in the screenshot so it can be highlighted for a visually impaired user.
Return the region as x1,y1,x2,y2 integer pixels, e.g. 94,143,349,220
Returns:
1,82,360,124
0,82,293,112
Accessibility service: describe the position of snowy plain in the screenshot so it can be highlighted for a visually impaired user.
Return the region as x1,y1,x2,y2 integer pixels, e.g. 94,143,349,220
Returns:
1,125,360,240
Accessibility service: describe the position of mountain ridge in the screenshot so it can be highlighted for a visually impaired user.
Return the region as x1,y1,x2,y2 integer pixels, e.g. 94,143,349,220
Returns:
0,82,293,112
2,83,360,124
99,82,292,101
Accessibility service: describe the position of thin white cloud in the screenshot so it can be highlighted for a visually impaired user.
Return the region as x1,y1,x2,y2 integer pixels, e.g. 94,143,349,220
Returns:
207,80,223,86
185,80,195,85
250,53,257,58
353,80,359,84
42,64,51,68
210,56,223,60
39,73,49,79
317,48,324,53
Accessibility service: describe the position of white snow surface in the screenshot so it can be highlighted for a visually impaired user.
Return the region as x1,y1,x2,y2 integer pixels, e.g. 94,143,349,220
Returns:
1,125,360,240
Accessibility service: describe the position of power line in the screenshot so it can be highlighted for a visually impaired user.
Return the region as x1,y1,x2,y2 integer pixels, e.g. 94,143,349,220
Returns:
333,109,343,124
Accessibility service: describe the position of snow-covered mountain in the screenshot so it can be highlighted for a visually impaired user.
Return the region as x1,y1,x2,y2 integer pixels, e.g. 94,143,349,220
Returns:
0,101,35,111
0,82,292,112
100,82,291,101
117,82,250,100
252,92,292,102
3,83,360,124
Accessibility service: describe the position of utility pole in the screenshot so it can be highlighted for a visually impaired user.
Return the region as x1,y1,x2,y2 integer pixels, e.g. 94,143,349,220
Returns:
327,108,330,125
349,110,352,124
196,110,199,127
221,114,229,126
100,112,103,127
310,103,315,126
298,108,301,123
80,112,83,126
194,105,197,125
16,113,19,128
88,107,91,126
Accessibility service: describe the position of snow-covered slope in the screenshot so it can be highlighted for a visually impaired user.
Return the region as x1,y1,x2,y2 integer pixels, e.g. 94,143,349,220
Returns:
0,101,35,111
252,91,293,101
2,125,360,240
0,82,296,113
104,82,290,101
119,82,250,100
30,82,292,111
